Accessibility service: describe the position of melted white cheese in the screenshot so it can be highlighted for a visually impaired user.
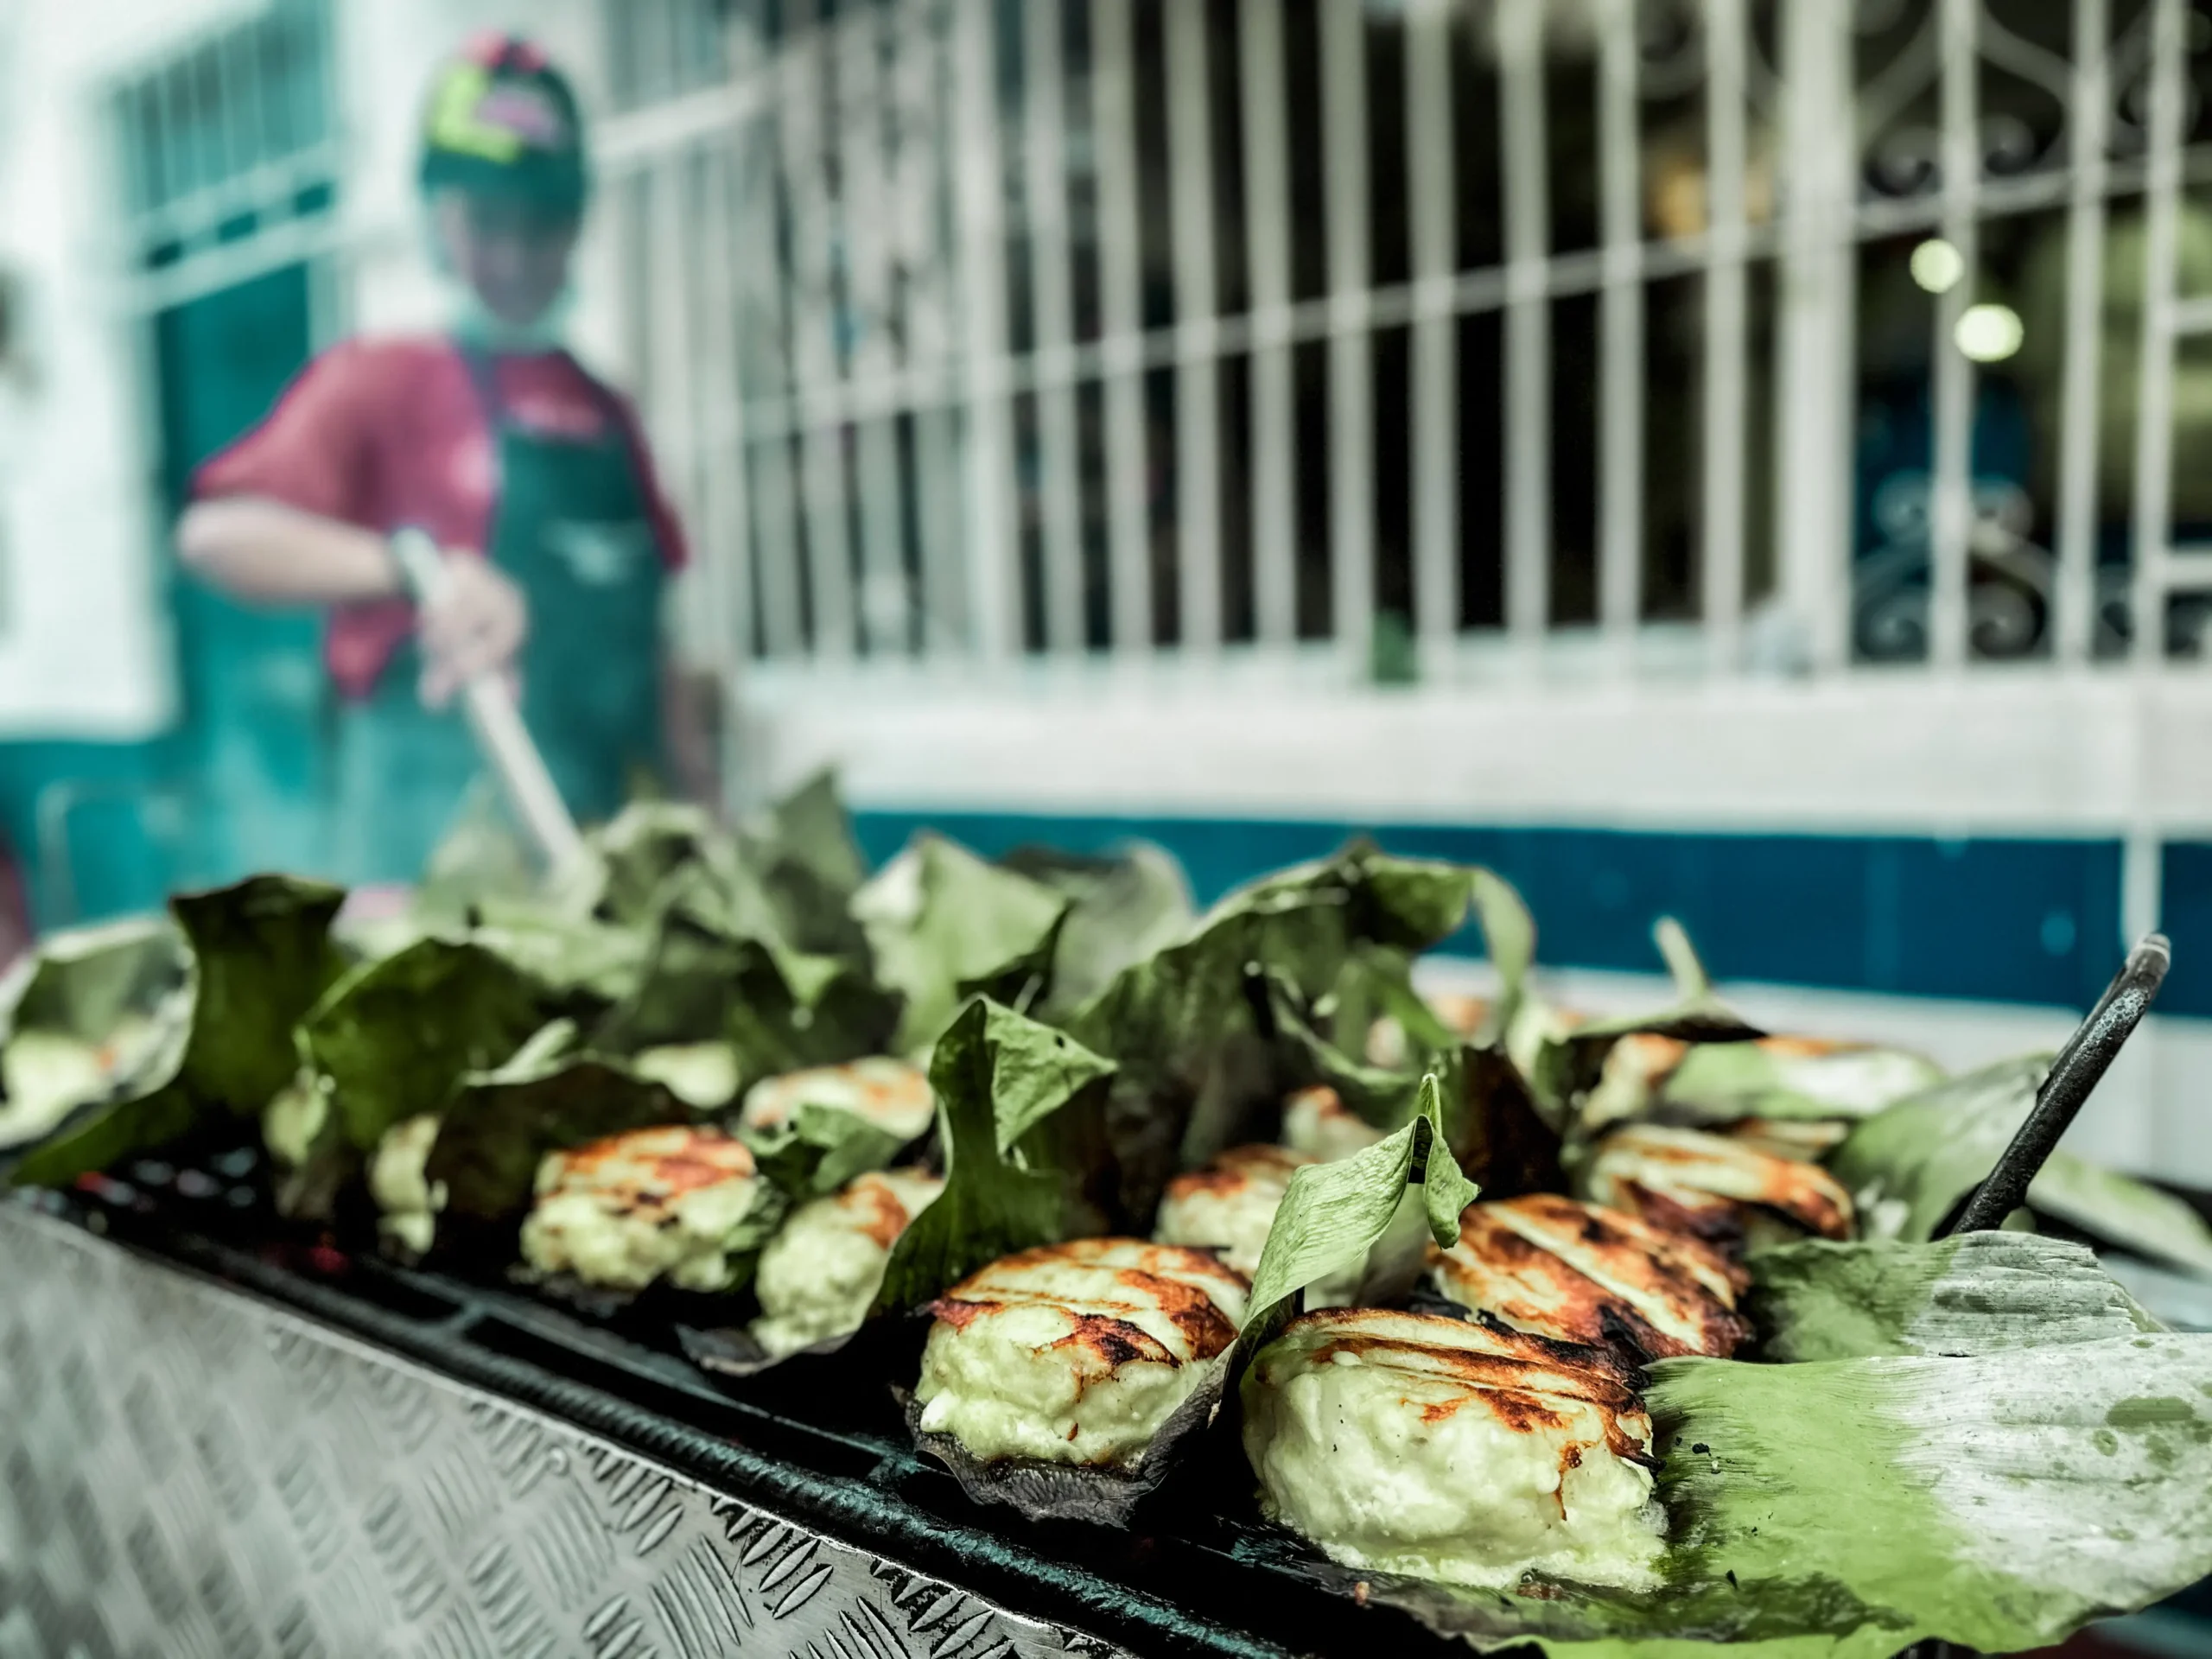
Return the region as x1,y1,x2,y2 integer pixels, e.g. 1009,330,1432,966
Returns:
1243,1313,1664,1591
740,1057,936,1143
518,1126,765,1292
751,1167,944,1357
914,1238,1249,1468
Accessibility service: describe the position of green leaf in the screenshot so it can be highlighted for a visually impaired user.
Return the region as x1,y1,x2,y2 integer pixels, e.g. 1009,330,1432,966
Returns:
1746,1233,2160,1363
427,1039,690,1228
0,917,189,1155
1230,1075,1476,1374
2027,1155,2212,1278
1001,842,1195,1014
7,1083,202,1188
170,875,347,1115
411,789,542,922
871,998,1115,1313
466,909,654,1007
1636,1337,2212,1655
6,882,346,1185
1825,1053,2212,1275
596,884,900,1071
302,938,551,1152
1467,869,1537,1045
735,768,870,956
1262,963,1562,1198
1073,843,1478,1220
582,799,726,927
855,836,1071,1052
742,1101,909,1198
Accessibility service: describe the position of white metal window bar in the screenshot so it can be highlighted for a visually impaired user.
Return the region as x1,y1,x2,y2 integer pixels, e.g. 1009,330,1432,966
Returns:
599,0,2212,686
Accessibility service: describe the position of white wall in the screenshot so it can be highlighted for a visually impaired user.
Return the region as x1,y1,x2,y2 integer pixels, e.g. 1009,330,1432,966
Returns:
0,0,260,737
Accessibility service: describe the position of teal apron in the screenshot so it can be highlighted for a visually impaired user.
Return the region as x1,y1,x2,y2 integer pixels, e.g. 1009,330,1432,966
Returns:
329,344,665,884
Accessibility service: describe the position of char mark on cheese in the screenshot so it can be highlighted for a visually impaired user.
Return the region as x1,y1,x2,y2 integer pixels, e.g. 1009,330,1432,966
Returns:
1584,1123,1854,1243
1431,1193,1751,1361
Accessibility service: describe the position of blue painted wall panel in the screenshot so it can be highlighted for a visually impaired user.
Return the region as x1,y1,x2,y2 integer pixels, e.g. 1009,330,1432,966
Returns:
854,810,2131,1014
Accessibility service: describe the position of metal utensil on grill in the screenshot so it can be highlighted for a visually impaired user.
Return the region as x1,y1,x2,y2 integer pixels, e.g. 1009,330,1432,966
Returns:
1939,932,2171,1236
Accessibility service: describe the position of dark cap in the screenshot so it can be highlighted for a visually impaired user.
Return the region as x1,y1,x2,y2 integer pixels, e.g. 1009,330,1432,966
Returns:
419,34,588,216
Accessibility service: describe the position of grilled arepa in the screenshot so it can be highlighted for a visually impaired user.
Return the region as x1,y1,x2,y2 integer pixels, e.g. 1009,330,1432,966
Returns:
519,1125,769,1292
1431,1193,1751,1360
752,1166,944,1357
1154,1144,1317,1277
1243,1307,1665,1590
1581,1122,1853,1245
1280,1085,1385,1162
915,1238,1249,1468
739,1056,936,1143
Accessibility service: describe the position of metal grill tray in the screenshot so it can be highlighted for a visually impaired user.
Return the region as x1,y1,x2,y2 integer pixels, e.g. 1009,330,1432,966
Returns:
28,1142,2206,1658
18,1153,1424,1659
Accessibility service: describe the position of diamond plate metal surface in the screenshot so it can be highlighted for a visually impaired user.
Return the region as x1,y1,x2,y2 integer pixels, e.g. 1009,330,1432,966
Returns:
0,1205,1128,1659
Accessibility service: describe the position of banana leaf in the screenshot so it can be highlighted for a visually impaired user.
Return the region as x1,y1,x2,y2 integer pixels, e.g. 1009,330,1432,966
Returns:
1746,1232,2160,1363
853,835,1071,1053
1828,1055,2212,1276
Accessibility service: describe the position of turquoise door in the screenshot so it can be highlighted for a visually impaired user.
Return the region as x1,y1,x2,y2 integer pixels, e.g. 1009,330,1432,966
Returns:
151,262,329,887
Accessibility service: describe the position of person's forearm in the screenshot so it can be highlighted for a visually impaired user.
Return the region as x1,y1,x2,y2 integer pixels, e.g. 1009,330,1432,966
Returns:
175,496,406,605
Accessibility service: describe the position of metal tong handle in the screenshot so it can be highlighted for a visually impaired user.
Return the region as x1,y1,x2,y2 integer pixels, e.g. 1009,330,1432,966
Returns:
390,529,588,879
1941,931,2171,1236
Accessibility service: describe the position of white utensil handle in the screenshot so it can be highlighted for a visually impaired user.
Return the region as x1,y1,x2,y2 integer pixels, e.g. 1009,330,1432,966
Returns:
391,530,587,877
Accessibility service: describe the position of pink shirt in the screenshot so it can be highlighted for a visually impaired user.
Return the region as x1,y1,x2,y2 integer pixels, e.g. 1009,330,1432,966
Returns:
193,334,687,700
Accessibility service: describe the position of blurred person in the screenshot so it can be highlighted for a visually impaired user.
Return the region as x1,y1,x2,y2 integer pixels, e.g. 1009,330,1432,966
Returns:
175,34,711,887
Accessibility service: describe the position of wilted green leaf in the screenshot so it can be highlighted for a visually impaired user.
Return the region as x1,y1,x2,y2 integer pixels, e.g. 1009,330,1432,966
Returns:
1228,1075,1474,1376
742,1101,909,1199
1073,843,1478,1221
855,836,1070,1052
0,917,188,1155
872,998,1115,1313
171,875,347,1115
1001,842,1195,1014
427,1036,690,1228
1653,1040,1947,1128
302,938,550,1152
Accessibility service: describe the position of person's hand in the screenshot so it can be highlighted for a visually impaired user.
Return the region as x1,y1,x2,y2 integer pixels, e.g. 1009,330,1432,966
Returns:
416,553,527,709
